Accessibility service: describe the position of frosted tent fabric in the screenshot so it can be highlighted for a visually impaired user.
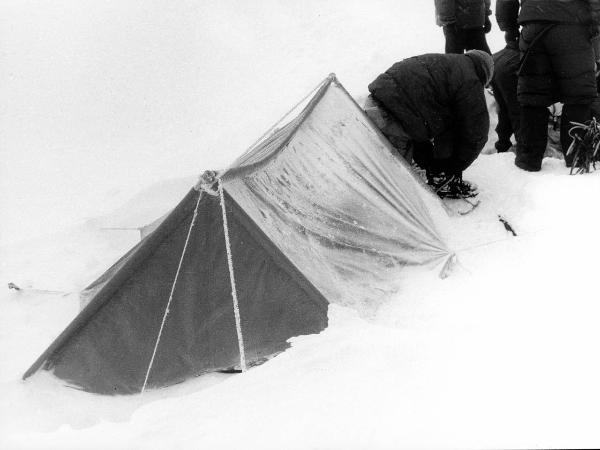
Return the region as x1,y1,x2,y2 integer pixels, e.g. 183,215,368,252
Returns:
24,190,328,394
223,82,452,310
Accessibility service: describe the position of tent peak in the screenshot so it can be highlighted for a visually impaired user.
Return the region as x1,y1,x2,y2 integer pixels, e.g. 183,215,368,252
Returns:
194,170,220,196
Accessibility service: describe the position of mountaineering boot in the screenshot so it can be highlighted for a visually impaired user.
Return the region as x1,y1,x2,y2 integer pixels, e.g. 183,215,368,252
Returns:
446,174,478,198
427,173,478,199
426,172,447,190
515,105,549,171
495,138,513,153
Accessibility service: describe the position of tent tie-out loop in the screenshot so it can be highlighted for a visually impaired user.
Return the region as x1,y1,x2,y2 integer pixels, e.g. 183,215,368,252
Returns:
218,178,247,372
140,190,204,394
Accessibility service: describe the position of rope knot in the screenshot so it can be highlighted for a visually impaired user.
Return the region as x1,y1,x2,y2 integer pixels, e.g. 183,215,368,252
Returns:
195,170,220,196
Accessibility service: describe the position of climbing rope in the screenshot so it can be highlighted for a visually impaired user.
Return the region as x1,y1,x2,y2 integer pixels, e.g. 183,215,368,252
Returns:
141,190,203,394
566,118,600,174
218,178,247,372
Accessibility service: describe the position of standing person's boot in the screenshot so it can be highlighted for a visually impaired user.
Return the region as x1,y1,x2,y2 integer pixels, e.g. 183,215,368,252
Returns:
561,103,592,167
515,105,549,171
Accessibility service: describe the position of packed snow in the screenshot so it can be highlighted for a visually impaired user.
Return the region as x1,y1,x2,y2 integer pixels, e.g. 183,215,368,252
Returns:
2,1,600,449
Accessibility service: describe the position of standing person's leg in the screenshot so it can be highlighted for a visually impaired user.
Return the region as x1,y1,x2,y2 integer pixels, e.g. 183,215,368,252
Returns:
546,24,596,165
464,28,491,54
515,24,554,171
516,105,549,171
443,26,467,54
491,82,514,152
503,57,521,141
493,47,521,152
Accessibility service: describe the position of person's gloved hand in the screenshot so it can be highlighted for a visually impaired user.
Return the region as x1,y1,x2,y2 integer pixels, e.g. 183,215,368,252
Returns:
484,16,492,34
505,27,519,49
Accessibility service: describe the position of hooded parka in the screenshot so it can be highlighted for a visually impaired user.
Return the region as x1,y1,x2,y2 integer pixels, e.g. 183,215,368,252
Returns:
368,52,491,175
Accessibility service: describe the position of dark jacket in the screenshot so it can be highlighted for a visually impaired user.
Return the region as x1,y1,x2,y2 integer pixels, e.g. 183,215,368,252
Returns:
497,0,600,31
435,0,492,28
368,53,489,168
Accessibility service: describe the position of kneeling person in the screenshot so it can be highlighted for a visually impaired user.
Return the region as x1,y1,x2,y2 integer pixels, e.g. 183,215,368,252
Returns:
366,50,493,197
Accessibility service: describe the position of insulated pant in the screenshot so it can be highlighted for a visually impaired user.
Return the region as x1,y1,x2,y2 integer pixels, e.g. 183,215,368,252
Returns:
514,105,548,171
443,26,491,54
491,47,520,152
413,129,476,176
516,23,596,169
364,96,413,162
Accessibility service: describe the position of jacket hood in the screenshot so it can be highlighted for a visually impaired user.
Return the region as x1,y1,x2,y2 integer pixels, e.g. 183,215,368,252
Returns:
466,50,494,87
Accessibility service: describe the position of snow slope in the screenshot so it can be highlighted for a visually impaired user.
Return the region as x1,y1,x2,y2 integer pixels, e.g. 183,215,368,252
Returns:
2,152,600,449
2,1,599,449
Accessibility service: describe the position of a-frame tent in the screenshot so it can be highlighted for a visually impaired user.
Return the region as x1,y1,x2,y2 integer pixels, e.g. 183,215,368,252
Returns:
23,75,453,394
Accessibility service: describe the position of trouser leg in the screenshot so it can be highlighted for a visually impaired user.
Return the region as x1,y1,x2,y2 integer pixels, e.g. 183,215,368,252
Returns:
515,105,549,171
364,95,414,162
443,26,466,54
412,141,436,172
561,103,592,166
465,28,491,54
492,84,514,152
518,23,597,169
432,128,460,175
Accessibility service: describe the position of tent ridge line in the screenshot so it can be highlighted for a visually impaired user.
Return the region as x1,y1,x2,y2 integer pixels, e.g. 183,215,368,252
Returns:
221,74,336,182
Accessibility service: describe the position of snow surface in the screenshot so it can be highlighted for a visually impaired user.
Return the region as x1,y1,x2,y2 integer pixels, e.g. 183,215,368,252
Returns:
2,1,600,449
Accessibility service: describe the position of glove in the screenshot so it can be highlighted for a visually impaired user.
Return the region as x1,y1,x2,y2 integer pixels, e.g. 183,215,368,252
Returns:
484,16,492,34
505,28,519,49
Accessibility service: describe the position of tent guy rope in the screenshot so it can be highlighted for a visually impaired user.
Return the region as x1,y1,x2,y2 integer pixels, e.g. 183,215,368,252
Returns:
218,178,247,372
140,190,203,394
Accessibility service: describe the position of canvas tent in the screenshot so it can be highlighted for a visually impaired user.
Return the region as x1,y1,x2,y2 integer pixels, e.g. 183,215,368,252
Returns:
23,75,454,395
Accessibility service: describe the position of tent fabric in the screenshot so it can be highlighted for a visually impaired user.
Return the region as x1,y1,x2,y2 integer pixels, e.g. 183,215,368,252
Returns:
224,80,451,309
23,75,453,394
26,190,328,394
225,76,331,173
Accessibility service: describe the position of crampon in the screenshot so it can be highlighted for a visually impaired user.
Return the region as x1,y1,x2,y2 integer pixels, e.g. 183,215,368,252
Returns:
428,174,480,215
566,118,600,175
